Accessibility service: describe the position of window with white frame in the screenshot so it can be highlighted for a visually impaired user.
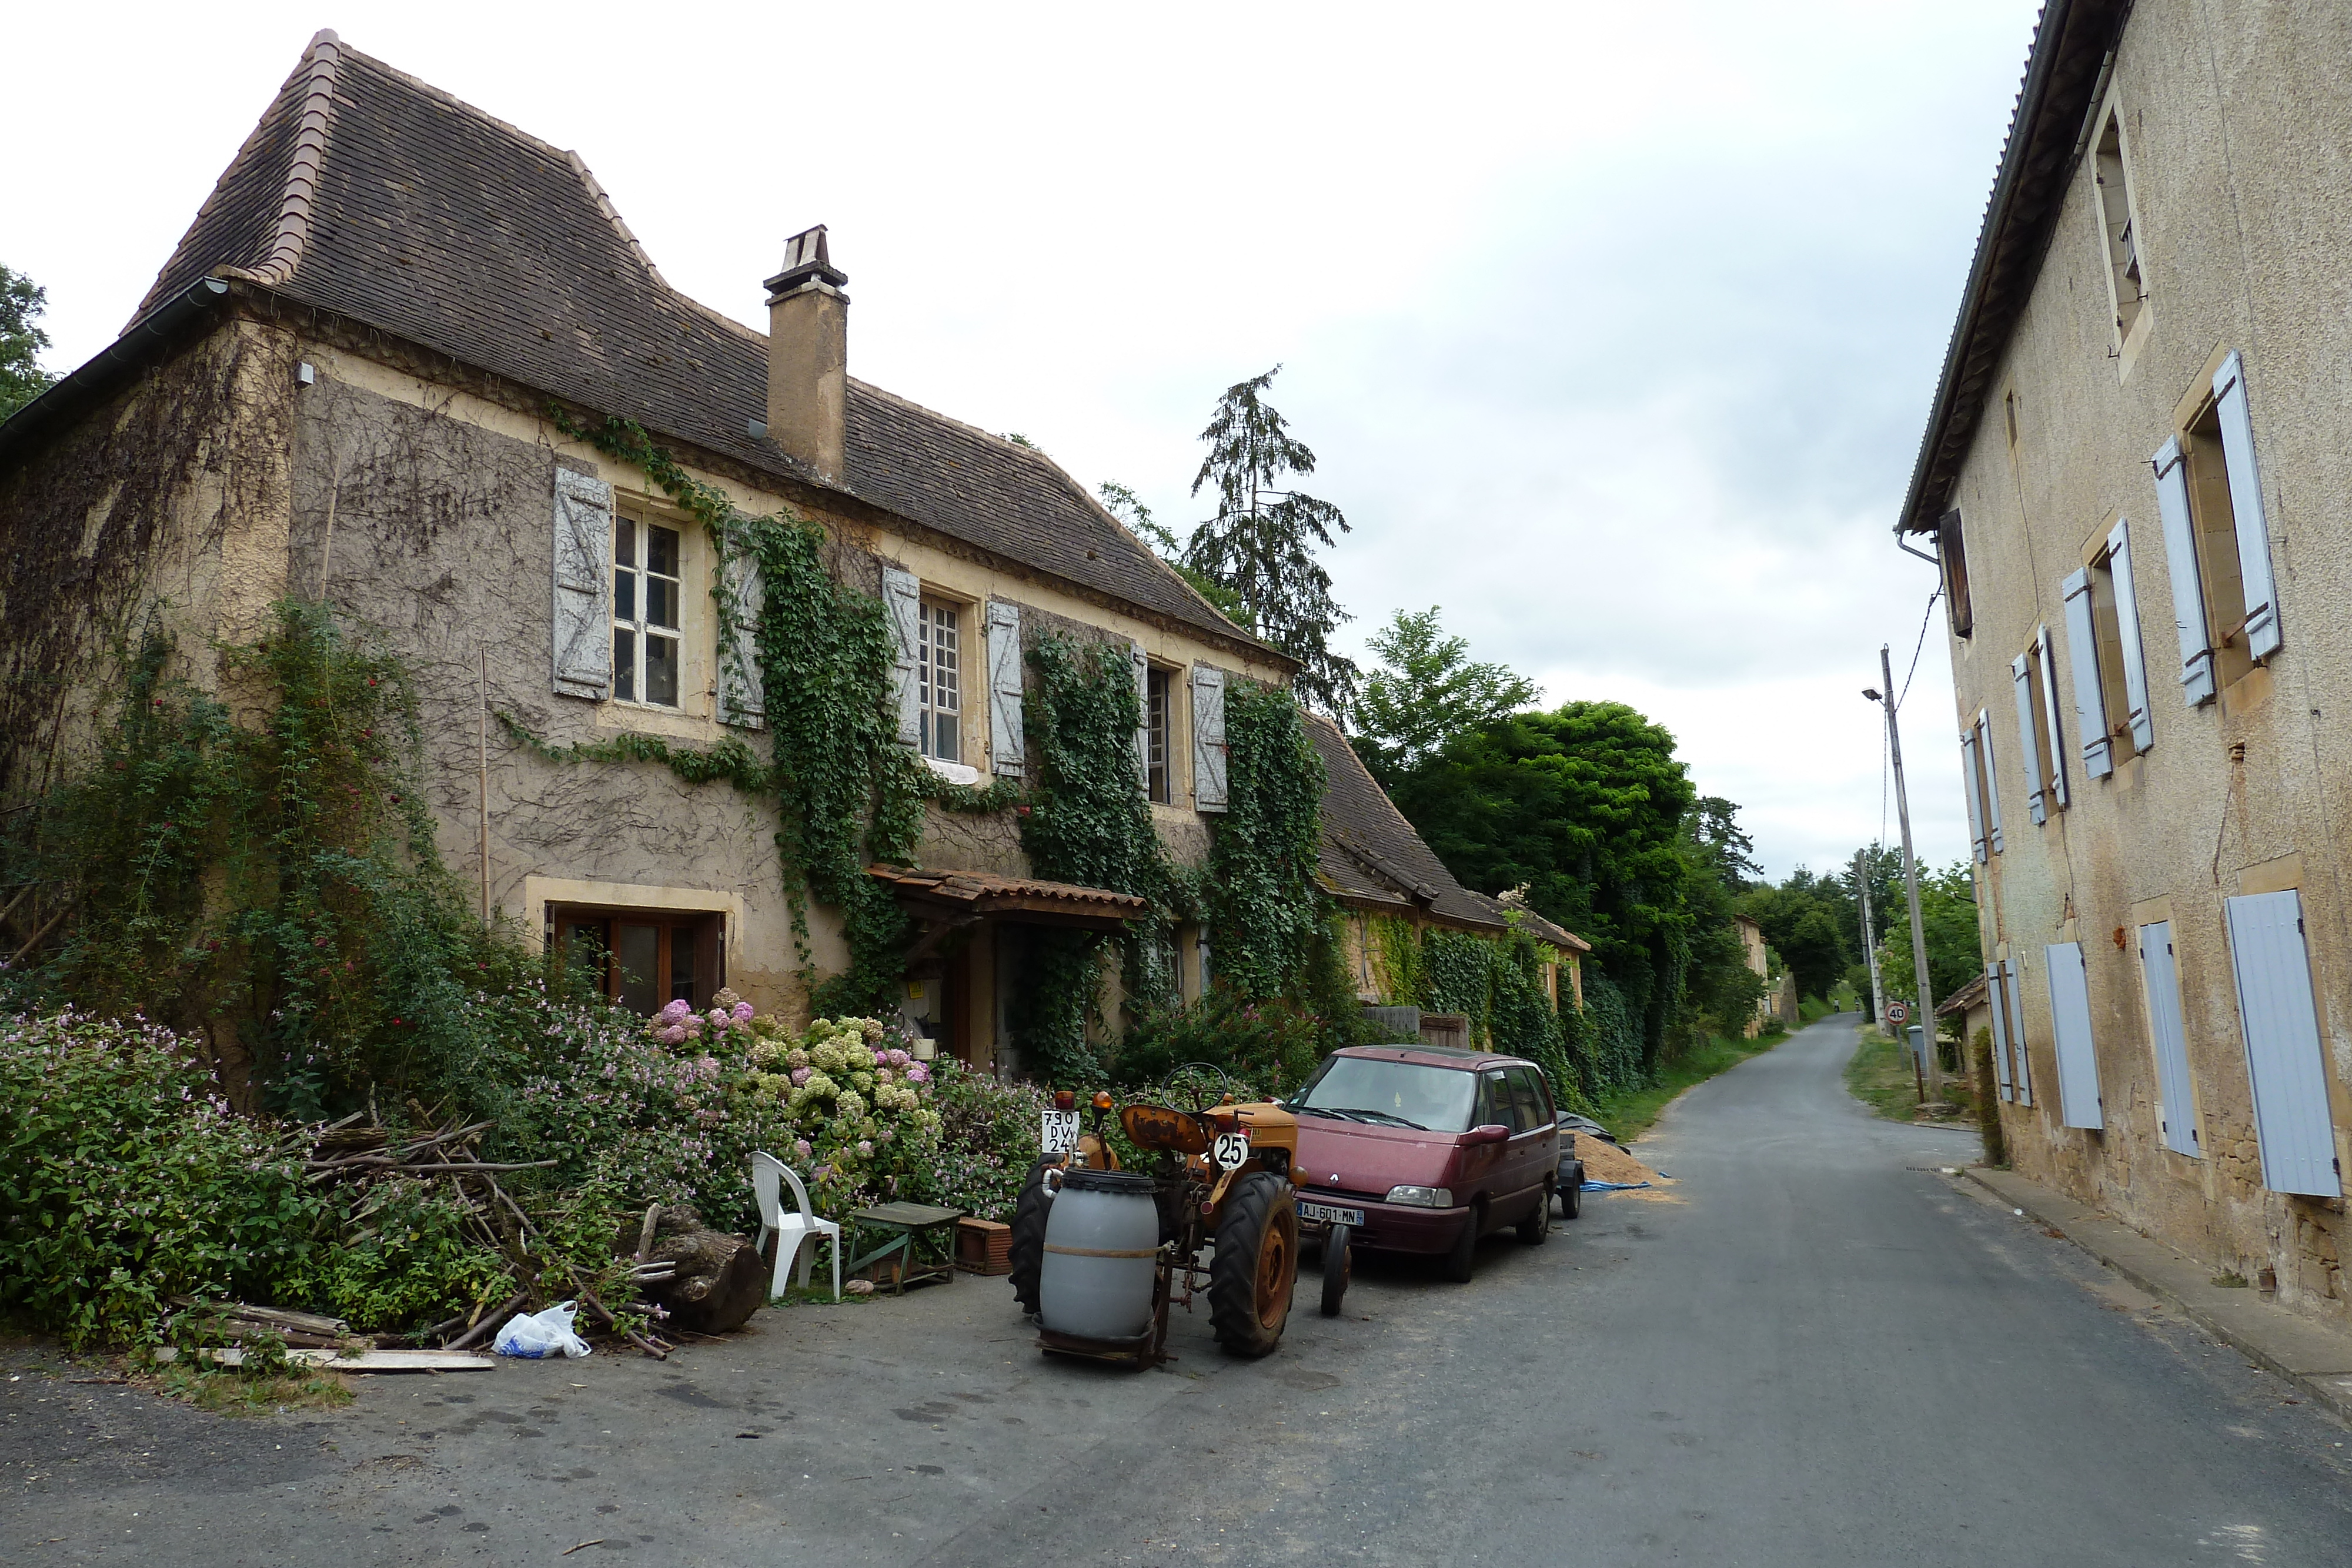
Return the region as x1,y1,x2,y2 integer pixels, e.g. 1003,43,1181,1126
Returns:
613,515,683,707
917,599,963,762
1147,666,1174,804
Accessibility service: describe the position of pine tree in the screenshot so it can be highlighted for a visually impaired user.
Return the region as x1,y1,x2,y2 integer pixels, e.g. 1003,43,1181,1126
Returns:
1184,367,1357,714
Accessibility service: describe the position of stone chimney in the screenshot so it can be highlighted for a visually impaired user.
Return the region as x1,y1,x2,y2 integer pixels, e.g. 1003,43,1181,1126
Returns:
763,225,849,482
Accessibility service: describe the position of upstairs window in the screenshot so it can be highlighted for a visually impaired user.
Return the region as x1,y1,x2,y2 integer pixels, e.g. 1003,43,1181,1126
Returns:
613,516,682,707
917,599,963,762
1147,666,1174,803
2150,350,2283,703
2092,112,2149,349
2059,518,2155,780
2011,627,2068,824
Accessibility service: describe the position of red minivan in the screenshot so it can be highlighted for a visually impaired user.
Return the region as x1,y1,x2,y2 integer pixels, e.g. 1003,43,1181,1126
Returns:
1287,1045,1559,1282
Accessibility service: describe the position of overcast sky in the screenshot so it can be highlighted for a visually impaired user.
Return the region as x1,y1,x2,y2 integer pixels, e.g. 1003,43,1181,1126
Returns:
4,1,2044,883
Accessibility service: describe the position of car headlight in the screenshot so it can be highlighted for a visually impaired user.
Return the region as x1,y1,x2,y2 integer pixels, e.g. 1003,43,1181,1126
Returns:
1384,1185,1453,1208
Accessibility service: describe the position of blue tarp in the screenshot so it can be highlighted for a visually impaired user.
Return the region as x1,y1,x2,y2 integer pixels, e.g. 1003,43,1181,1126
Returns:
1581,1179,1652,1192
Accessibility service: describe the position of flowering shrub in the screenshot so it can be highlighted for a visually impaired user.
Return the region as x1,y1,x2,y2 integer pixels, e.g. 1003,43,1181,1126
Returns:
0,1009,325,1350
916,1061,1057,1221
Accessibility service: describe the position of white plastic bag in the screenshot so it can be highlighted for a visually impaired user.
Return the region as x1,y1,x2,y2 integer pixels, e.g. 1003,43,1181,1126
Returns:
493,1300,591,1359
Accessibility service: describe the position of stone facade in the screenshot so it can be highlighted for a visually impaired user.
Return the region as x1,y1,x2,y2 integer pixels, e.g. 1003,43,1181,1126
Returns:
1904,1,2352,1323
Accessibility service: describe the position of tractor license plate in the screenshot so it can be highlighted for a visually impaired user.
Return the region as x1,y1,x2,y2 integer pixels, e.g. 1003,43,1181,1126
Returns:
1297,1202,1364,1227
1040,1110,1080,1154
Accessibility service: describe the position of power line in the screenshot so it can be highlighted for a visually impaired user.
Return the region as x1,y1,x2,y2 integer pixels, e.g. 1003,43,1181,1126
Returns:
1894,587,1942,713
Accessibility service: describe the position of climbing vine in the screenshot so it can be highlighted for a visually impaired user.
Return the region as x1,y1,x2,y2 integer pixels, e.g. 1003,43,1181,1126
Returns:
1203,678,1327,999
10,602,521,1115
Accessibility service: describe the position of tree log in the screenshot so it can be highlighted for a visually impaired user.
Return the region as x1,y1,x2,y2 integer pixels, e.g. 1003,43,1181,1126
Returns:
614,1203,765,1336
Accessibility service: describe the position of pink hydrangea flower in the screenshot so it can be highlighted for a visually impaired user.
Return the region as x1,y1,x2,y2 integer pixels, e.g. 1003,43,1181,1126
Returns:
659,1024,689,1045
906,1062,930,1084
731,1002,755,1023
793,1139,813,1160
654,998,693,1025
790,1066,813,1087
876,1067,894,1084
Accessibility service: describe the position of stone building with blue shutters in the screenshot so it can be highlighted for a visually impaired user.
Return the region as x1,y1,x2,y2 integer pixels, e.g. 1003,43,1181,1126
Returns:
1900,1,2352,1323
0,31,1292,1072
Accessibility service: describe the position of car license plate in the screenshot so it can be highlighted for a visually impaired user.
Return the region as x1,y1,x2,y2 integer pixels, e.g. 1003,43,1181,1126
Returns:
1297,1202,1364,1227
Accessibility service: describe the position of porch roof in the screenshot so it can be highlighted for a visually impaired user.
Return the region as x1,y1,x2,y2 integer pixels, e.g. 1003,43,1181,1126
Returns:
866,865,1145,933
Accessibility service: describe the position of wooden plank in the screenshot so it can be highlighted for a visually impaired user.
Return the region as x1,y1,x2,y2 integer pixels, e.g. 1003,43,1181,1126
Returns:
153,1347,497,1372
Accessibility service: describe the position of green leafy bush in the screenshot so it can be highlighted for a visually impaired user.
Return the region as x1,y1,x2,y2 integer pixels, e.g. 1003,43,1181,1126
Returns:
0,1010,325,1350
1113,992,1329,1096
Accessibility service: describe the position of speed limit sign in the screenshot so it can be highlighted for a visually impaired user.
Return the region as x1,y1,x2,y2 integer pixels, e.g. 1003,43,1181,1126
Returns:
1885,1001,1911,1026
1212,1128,1251,1170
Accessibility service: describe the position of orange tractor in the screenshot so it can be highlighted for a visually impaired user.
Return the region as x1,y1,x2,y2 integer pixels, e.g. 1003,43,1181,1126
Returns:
1007,1084,1317,1364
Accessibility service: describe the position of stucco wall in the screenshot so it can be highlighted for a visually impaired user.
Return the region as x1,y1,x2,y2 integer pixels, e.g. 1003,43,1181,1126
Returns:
1941,0,2352,1322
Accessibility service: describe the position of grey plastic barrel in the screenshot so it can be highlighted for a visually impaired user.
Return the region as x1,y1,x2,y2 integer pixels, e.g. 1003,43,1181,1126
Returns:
1038,1167,1160,1341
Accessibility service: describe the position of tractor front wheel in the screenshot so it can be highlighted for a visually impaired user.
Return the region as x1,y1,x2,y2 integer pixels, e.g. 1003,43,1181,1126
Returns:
1008,1157,1056,1316
1210,1172,1298,1356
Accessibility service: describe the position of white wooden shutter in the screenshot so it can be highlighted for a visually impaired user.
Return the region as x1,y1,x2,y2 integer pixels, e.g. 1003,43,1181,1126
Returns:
1190,664,1227,813
1975,715,2003,853
2137,921,2199,1158
1959,729,1989,864
1984,961,2014,1102
2060,569,2114,780
882,566,922,747
2010,654,2048,825
985,601,1024,777
2224,890,2341,1196
2035,626,2070,809
2105,519,2154,753
2212,352,2283,662
2003,958,2033,1108
552,470,613,699
2043,942,2104,1129
2150,437,2216,706
716,531,765,730
1130,641,1151,789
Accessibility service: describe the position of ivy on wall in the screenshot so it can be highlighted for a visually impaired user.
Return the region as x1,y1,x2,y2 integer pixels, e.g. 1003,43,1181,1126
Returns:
1362,914,1597,1115
1204,678,1327,999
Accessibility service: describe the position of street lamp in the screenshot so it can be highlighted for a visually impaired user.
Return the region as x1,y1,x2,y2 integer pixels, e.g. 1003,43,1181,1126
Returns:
1863,654,1942,1101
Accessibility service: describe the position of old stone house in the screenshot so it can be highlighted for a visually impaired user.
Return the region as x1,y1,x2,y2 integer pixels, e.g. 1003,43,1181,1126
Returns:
1732,912,1771,1038
1900,1,2352,1321
0,31,1291,1071
1302,714,1587,1029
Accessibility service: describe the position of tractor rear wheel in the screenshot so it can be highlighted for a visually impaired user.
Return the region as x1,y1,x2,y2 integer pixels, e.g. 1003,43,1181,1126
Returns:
1008,1158,1056,1315
1209,1172,1298,1356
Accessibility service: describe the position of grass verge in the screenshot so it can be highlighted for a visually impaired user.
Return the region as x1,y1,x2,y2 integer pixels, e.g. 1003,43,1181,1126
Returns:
1843,1022,1976,1125
1592,1030,1788,1144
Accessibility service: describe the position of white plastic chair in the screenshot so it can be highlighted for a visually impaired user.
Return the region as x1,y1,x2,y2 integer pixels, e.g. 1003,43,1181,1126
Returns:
750,1151,842,1303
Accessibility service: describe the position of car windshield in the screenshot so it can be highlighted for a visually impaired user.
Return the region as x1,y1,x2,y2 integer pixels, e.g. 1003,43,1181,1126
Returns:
1293,1057,1478,1133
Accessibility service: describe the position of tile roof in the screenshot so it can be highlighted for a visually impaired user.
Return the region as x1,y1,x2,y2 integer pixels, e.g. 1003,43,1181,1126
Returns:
866,865,1148,922
133,31,1267,654
1301,712,1586,952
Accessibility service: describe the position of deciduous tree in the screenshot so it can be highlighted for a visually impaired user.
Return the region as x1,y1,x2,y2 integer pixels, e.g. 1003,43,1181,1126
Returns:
1351,607,1538,789
1,265,59,419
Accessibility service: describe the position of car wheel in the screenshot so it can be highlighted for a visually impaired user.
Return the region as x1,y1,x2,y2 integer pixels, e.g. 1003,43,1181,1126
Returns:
1440,1202,1482,1283
1209,1172,1299,1356
1007,1156,1057,1315
1319,1223,1352,1317
1517,1183,1553,1245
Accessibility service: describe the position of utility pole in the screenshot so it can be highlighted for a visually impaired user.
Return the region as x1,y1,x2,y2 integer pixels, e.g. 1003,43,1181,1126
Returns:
1867,644,1942,1099
1853,848,1887,1029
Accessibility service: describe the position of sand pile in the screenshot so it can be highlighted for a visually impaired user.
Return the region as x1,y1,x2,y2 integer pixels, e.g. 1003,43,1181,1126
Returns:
1572,1133,1667,1187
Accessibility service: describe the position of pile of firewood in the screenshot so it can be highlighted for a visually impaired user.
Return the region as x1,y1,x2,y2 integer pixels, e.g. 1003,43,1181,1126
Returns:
292,1111,759,1359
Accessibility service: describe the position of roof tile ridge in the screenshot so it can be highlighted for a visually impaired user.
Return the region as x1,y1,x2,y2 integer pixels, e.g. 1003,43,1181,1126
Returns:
843,377,1275,654
212,29,342,291
565,150,690,297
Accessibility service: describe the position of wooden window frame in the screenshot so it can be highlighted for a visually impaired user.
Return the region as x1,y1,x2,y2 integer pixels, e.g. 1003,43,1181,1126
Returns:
551,903,724,1016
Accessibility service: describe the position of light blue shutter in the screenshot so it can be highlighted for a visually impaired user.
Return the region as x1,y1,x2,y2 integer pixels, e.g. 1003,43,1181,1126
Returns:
1985,961,2014,1102
986,601,1024,777
882,566,922,747
2060,570,2113,780
2036,627,2070,808
2004,958,2033,1108
2011,655,2048,825
2106,519,2154,752
551,470,614,699
2137,921,2199,1158
1190,665,1227,813
716,530,765,730
1976,716,2003,852
2044,942,2104,1129
1960,729,1989,863
1130,640,1151,788
2150,437,2216,705
2212,352,2283,662
2224,890,2341,1196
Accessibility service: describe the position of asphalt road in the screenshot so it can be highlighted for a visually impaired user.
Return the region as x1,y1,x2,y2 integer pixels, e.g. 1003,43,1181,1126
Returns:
8,1011,2351,1565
